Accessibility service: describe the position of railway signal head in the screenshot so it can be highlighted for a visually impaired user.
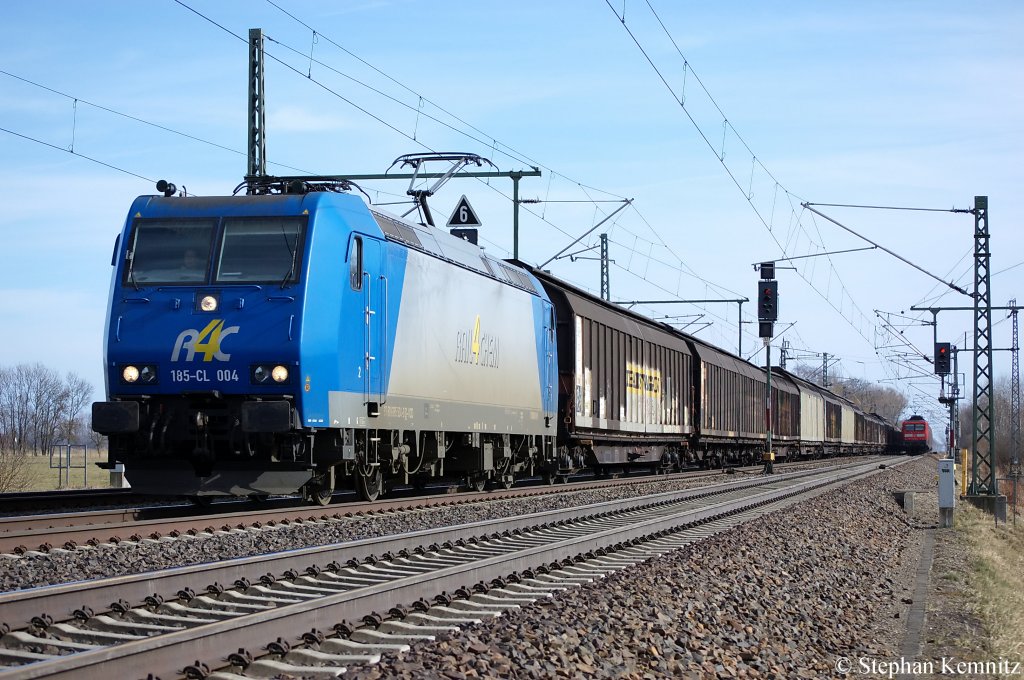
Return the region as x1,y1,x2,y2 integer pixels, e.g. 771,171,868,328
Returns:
758,280,778,321
934,342,951,374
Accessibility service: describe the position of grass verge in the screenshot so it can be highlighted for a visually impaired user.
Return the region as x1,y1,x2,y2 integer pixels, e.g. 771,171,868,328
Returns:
957,501,1024,663
0,449,113,492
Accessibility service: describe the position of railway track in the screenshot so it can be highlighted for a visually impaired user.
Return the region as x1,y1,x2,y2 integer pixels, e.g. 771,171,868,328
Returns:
0,457,904,679
0,489,140,515
0,458,878,556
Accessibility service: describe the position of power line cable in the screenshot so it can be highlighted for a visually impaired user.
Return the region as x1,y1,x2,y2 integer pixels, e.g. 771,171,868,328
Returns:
257,5,750,304
0,125,156,183
174,0,752,322
605,0,879,346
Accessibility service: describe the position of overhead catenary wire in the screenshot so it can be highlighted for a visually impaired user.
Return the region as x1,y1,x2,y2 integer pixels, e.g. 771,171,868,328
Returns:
173,0,755,315
0,125,156,184
256,0,766,306
801,204,972,298
604,0,877,346
0,70,416,203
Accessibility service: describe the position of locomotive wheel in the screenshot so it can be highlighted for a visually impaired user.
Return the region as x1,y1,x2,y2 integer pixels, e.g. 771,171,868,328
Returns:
302,478,334,506
357,466,383,502
306,486,333,506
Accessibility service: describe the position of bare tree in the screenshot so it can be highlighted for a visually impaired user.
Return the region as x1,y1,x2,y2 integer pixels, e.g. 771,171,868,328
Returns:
88,427,107,456
0,448,30,492
0,362,95,455
62,373,94,445
0,365,34,454
0,363,97,490
30,364,67,456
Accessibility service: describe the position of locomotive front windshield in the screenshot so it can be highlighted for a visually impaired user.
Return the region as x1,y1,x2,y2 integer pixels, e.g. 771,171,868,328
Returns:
124,217,304,285
215,218,304,284
125,219,216,284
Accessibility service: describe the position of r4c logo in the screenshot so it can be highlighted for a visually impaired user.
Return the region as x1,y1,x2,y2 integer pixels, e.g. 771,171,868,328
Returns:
171,319,239,362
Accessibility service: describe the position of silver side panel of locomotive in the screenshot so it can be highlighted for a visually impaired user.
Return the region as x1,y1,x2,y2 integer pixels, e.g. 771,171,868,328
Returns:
328,249,549,434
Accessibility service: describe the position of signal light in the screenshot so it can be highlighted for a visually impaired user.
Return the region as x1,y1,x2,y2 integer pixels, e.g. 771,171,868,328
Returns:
758,280,778,321
935,342,951,374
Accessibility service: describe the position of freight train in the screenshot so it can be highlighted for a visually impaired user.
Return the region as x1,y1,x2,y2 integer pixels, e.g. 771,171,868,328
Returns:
92,174,898,504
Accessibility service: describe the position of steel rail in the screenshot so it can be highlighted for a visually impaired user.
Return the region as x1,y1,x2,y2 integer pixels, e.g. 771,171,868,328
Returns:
0,457,859,554
0,463,841,631
0,459,903,679
0,489,137,513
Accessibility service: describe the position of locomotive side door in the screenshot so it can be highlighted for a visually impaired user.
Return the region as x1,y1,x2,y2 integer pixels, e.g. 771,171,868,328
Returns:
362,237,386,416
542,301,555,416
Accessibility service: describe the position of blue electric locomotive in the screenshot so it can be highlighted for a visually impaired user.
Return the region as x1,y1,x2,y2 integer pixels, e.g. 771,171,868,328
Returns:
92,180,558,503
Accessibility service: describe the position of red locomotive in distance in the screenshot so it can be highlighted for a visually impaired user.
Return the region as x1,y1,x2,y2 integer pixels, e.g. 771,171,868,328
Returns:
900,415,931,454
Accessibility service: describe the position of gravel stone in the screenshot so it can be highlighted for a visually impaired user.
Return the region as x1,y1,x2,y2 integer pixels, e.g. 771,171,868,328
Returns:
336,456,937,679
0,466,830,592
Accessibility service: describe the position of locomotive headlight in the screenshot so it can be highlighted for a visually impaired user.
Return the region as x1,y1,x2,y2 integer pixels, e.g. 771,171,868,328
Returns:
252,363,290,385
200,295,218,312
138,365,157,384
121,364,157,384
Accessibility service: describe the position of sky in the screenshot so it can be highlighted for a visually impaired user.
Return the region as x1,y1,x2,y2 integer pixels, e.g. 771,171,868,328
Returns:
1,1,1022,429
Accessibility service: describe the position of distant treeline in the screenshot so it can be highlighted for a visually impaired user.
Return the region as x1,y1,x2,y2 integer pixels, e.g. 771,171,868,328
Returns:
0,363,95,456
789,363,908,424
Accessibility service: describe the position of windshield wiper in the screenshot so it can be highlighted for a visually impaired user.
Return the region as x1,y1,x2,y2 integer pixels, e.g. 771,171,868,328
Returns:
126,250,140,291
280,230,298,289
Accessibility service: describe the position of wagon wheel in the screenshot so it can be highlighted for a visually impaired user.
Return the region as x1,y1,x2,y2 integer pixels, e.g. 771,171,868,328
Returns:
541,471,556,486
357,465,383,502
306,486,333,507
487,457,514,491
467,474,487,493
302,472,334,507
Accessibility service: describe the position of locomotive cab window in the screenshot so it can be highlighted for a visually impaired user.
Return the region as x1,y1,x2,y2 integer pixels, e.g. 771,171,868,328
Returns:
349,236,363,291
215,218,305,284
124,219,216,285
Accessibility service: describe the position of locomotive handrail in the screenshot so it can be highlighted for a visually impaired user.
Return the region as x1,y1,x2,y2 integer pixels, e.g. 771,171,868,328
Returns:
380,274,389,406
363,270,372,407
